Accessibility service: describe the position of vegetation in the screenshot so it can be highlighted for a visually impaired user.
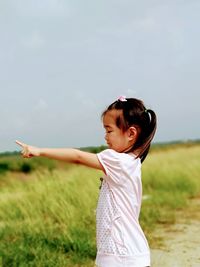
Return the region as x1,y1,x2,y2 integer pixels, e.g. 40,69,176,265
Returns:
0,142,200,266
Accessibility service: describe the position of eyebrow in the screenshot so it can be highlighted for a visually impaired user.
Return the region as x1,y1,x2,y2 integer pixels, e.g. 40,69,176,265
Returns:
104,125,112,129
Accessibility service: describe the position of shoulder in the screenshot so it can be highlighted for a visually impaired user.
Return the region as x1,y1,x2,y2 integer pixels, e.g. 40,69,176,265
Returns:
97,149,125,163
97,149,123,184
97,149,140,177
97,148,120,157
97,149,139,163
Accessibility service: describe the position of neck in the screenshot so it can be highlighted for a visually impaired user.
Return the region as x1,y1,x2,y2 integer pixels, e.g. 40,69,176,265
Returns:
123,146,141,157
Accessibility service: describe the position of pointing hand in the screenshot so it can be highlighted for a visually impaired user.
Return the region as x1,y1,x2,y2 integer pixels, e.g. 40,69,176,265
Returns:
15,140,41,158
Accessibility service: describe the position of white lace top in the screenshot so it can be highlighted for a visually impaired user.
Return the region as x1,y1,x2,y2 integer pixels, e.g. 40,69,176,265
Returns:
95,149,150,267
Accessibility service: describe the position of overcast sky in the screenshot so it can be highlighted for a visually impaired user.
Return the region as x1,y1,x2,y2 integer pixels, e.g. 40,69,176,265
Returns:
0,0,200,152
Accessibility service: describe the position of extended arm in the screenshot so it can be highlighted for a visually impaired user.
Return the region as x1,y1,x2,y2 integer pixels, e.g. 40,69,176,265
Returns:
15,140,103,171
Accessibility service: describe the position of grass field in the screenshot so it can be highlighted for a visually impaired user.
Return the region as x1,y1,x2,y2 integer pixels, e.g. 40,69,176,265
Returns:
0,143,200,266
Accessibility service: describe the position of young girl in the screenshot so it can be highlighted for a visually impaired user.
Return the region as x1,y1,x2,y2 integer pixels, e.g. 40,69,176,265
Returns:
16,96,157,267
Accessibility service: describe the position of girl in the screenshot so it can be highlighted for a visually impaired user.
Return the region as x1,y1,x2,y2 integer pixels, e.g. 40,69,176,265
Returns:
16,96,157,267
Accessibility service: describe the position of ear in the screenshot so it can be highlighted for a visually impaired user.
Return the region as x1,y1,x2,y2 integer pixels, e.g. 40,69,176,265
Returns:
127,126,138,142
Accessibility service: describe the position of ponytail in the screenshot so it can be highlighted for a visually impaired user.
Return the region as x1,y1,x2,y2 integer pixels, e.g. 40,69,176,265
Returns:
137,109,157,163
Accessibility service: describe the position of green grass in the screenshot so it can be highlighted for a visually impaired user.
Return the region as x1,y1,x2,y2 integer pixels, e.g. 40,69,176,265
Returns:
0,166,100,267
0,144,200,266
140,145,200,239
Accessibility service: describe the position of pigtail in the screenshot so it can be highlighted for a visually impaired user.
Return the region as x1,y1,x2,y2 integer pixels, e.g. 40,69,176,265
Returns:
137,109,157,163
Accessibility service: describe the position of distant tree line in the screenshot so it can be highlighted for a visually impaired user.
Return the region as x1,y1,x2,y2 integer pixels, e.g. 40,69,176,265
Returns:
0,140,199,174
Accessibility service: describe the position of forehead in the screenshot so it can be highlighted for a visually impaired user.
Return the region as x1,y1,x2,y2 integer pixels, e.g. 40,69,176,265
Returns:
103,110,122,126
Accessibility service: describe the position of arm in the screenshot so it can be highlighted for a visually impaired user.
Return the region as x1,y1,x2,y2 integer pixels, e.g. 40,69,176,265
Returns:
15,140,103,171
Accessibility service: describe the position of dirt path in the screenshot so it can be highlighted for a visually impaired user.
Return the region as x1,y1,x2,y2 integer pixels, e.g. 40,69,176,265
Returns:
151,198,200,267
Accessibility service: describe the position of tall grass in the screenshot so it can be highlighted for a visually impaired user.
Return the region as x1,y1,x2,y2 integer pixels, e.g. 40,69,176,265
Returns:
0,145,200,266
0,166,101,267
141,145,200,238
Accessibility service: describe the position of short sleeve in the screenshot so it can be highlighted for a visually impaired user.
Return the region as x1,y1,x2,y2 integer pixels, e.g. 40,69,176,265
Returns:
97,149,123,185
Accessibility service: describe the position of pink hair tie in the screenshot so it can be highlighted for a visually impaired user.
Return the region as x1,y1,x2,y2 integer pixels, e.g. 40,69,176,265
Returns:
118,95,127,102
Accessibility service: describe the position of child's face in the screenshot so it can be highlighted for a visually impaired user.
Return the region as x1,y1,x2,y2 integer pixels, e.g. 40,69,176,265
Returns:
103,110,135,153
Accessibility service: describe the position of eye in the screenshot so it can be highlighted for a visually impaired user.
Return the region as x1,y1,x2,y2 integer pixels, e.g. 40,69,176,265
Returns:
106,130,112,133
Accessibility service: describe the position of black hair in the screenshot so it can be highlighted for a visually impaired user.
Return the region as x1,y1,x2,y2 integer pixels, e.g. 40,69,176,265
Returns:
102,98,157,163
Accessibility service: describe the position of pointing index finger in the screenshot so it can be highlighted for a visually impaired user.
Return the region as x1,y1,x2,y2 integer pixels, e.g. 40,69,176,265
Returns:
15,140,26,147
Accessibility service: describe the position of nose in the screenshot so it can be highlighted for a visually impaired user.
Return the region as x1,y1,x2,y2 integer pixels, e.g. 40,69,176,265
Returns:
104,133,108,142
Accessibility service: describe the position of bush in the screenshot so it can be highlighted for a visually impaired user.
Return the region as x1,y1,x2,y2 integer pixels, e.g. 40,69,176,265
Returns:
20,162,34,173
0,162,10,174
